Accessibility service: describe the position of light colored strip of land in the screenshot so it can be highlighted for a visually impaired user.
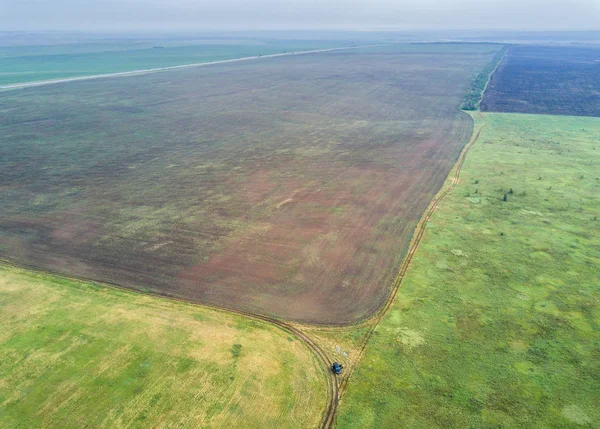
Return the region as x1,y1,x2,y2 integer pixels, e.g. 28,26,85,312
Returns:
0,44,387,91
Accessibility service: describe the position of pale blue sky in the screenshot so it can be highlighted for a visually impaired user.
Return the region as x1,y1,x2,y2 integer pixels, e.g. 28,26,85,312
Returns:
1,0,599,31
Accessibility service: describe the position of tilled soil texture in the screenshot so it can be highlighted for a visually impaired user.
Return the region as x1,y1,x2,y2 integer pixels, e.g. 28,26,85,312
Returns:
1,44,498,324
481,45,600,117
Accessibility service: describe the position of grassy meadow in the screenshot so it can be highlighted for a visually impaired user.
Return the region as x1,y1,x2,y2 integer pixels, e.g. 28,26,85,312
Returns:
0,265,326,428
336,113,600,428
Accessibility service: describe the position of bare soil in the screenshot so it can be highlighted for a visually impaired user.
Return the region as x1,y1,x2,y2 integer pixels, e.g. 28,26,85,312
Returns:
0,44,498,323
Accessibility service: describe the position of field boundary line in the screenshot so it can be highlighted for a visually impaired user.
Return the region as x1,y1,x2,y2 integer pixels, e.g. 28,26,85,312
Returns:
328,109,488,427
327,48,507,426
312,45,509,331
295,47,510,332
0,258,338,429
0,44,388,91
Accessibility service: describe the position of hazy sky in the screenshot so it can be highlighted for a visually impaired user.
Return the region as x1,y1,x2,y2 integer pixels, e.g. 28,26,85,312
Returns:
2,0,599,31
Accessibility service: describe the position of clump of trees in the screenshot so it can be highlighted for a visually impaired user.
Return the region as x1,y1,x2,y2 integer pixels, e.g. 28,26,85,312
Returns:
461,46,508,111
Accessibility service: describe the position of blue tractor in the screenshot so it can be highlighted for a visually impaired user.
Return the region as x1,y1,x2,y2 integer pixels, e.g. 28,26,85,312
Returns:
332,362,343,375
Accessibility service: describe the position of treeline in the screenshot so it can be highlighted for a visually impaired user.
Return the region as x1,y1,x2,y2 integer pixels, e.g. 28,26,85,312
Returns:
461,46,508,111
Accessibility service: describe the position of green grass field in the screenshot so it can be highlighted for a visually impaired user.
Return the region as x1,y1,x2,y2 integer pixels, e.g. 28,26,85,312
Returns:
336,113,600,428
0,265,326,428
0,39,350,86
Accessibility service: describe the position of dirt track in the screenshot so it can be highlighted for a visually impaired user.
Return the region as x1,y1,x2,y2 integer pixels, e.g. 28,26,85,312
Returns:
330,112,486,419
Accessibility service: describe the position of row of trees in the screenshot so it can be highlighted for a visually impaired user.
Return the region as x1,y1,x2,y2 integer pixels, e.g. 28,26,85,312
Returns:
461,46,508,111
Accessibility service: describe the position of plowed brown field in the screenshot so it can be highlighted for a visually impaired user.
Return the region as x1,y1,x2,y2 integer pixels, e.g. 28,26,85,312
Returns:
0,44,498,323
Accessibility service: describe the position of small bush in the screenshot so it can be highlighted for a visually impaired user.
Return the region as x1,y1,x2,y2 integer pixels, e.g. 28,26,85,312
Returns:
231,344,242,358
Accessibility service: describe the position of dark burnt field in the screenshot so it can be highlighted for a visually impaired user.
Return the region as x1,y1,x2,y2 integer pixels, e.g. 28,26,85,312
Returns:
1,44,497,323
481,45,600,117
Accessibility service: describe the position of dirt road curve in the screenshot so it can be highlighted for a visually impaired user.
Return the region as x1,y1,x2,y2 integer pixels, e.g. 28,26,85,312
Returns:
0,44,386,91
330,112,486,426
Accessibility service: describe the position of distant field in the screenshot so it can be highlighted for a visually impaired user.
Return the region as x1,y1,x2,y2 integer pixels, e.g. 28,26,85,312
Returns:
0,39,350,85
0,44,498,323
0,265,325,428
481,46,600,117
336,113,600,427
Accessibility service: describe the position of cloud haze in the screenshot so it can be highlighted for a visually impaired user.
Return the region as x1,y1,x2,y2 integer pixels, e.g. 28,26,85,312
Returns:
2,0,599,31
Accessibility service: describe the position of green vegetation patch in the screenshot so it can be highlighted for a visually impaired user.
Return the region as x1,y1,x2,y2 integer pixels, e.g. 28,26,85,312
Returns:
336,113,600,428
0,266,326,428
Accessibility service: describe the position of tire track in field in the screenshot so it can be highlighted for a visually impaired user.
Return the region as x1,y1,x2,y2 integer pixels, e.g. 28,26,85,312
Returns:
326,111,487,427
